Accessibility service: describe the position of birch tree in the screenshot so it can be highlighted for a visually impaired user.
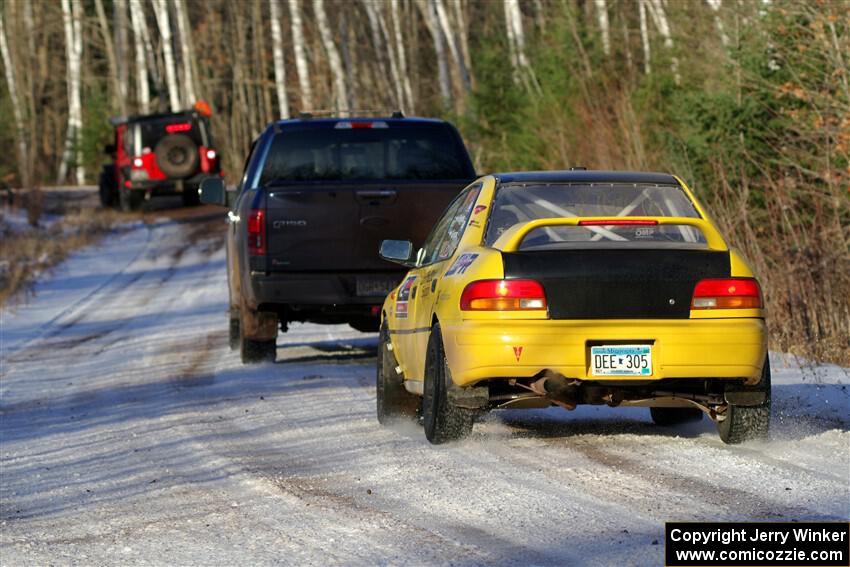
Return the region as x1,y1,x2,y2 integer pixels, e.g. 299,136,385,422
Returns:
390,0,414,112
0,11,29,188
114,0,129,112
639,0,651,74
93,0,123,112
503,0,538,92
129,0,151,113
645,0,680,83
173,0,197,104
288,0,313,110
434,0,470,92
313,0,349,113
269,0,290,118
419,0,451,106
705,0,730,48
58,0,84,185
152,0,181,111
594,0,611,56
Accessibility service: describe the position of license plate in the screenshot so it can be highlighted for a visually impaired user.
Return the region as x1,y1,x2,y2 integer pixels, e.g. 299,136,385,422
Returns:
356,277,398,297
591,345,652,376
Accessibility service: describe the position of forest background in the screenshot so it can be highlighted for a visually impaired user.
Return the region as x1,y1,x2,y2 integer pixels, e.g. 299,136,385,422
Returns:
1,0,848,363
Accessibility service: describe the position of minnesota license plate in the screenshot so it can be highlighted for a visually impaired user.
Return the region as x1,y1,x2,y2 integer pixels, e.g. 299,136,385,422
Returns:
591,345,652,376
356,277,398,297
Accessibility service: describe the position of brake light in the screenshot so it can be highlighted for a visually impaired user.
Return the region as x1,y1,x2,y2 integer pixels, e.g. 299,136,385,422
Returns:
247,209,266,256
165,122,192,133
460,279,547,311
578,219,659,226
691,278,762,309
335,121,388,129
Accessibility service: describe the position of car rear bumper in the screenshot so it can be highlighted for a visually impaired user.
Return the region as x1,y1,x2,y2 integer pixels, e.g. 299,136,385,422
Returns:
250,271,403,308
126,173,216,193
441,318,767,387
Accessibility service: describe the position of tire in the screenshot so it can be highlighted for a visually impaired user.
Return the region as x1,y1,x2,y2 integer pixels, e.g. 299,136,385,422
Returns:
240,336,276,364
119,188,144,212
717,358,771,444
229,316,241,351
98,166,117,208
422,323,474,444
650,407,703,426
181,184,201,207
154,134,199,178
376,322,419,425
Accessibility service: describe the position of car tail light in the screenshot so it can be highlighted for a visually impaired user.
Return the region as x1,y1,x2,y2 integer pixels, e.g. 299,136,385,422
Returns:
334,121,388,129
460,279,547,311
247,209,266,256
132,157,144,168
691,278,762,309
205,149,216,160
578,219,659,226
165,122,192,133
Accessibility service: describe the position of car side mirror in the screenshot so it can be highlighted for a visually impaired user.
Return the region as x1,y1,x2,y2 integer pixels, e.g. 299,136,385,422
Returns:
379,240,414,266
104,143,116,155
199,177,227,207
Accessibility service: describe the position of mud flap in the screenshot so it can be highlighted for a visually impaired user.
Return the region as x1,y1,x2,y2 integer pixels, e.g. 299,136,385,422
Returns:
239,297,278,341
724,390,767,406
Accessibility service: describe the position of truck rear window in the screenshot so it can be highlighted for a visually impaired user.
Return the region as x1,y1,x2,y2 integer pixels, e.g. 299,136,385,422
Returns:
259,122,474,184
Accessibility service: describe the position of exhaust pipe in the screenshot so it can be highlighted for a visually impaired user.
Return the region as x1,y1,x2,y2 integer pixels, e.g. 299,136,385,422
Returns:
528,370,580,410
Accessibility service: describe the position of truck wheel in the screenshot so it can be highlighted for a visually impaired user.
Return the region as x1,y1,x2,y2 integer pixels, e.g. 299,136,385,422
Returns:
229,315,240,351
181,185,201,207
98,167,117,208
119,188,143,212
650,407,703,426
422,323,474,444
240,337,276,364
717,358,771,444
376,322,419,425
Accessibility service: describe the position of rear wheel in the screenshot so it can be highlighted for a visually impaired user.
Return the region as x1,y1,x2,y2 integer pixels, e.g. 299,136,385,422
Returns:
98,166,117,208
228,315,240,351
650,407,703,426
376,322,419,425
717,358,771,444
422,323,474,444
119,188,144,212
240,337,276,364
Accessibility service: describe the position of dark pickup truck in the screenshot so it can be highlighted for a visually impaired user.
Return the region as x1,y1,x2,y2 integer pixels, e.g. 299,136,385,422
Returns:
201,115,476,362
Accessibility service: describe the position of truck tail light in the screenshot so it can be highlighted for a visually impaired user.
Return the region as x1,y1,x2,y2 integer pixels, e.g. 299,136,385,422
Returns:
691,278,762,309
247,209,266,256
460,279,547,311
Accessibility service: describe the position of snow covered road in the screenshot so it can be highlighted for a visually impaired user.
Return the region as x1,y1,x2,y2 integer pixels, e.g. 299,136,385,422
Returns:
1,212,848,565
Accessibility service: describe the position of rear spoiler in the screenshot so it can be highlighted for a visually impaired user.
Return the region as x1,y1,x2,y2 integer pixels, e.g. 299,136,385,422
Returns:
494,216,728,252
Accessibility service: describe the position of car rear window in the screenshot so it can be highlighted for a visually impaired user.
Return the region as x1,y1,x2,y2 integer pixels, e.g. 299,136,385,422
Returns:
258,122,474,184
130,115,208,153
485,183,705,249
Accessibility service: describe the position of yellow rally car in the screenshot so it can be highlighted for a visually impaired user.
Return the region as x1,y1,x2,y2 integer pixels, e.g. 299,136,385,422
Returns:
377,171,769,445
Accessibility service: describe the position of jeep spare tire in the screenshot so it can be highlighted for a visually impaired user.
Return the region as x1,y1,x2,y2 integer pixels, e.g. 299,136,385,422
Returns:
154,134,198,178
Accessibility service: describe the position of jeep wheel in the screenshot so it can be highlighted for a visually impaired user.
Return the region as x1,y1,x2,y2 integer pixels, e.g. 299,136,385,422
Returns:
119,188,144,212
422,323,474,444
717,358,772,444
98,166,117,208
240,337,276,364
376,322,419,425
650,407,703,426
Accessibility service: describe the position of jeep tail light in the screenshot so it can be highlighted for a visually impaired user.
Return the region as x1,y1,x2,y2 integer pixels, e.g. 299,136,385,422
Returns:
691,278,762,309
460,279,547,311
132,157,144,168
205,149,216,160
247,209,266,256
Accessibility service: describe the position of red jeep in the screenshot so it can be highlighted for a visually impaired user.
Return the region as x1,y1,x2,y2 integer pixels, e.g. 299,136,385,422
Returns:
99,106,222,211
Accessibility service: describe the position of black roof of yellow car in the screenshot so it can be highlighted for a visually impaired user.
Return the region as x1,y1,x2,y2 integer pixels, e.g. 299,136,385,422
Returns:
494,170,679,185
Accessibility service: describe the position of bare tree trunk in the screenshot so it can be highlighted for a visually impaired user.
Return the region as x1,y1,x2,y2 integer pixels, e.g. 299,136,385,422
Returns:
638,0,651,74
288,0,313,110
94,0,122,113
373,2,407,111
152,0,181,111
313,0,349,113
390,0,414,113
269,0,289,118
705,0,729,48
363,0,395,107
338,8,356,110
58,0,84,185
503,0,538,92
173,0,197,104
419,0,451,106
451,0,472,84
114,0,129,113
0,11,30,188
594,0,611,56
434,0,470,92
129,0,151,113
645,0,680,83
